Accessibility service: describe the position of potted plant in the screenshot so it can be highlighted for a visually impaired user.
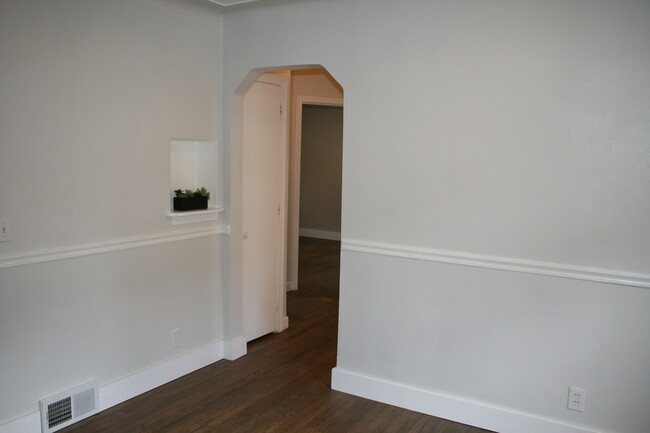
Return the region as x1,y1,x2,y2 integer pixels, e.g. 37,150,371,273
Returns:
173,187,210,211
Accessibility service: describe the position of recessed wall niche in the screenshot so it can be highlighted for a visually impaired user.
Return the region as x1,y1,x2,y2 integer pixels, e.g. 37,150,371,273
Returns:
168,139,222,225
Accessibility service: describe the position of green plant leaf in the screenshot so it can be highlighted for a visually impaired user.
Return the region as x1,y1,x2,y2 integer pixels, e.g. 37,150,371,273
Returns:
173,187,210,198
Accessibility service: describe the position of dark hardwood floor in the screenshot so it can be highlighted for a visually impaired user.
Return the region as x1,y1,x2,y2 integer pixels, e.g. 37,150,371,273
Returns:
63,237,492,432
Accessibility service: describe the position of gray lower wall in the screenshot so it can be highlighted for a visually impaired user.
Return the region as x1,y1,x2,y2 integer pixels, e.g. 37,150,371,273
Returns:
0,238,223,422
339,249,650,433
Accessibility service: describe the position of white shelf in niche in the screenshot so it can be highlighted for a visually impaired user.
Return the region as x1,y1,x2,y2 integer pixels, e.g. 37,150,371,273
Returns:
169,138,221,226
167,207,224,225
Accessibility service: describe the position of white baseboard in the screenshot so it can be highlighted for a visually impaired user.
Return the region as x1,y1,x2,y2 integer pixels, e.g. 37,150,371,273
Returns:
0,412,40,433
331,368,599,433
0,339,228,433
299,228,341,241
223,336,247,361
286,280,297,291
282,315,289,331
100,340,225,410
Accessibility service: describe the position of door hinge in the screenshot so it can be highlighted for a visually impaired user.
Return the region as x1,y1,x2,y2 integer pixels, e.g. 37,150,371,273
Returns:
280,104,283,114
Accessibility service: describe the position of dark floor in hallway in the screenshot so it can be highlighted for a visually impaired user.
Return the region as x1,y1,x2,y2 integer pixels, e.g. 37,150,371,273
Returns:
62,237,492,432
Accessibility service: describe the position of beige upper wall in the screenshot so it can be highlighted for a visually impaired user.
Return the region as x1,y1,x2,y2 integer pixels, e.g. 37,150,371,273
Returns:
291,68,343,101
223,0,650,274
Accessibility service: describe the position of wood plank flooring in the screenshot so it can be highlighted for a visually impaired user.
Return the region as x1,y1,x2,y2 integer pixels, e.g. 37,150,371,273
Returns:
62,237,492,433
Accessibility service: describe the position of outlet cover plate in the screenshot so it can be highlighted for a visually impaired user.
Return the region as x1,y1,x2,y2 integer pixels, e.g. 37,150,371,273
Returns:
568,386,586,412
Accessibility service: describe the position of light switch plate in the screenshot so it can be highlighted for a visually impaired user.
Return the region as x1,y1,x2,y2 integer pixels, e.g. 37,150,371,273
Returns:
171,328,181,350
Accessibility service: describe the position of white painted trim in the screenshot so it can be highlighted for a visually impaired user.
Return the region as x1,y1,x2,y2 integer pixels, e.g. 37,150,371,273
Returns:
281,315,289,331
223,336,247,361
208,0,261,7
100,341,225,410
167,207,224,225
288,95,344,293
275,74,291,334
0,412,39,433
299,228,341,241
0,226,230,269
245,73,291,336
331,368,600,433
0,340,226,433
342,239,650,289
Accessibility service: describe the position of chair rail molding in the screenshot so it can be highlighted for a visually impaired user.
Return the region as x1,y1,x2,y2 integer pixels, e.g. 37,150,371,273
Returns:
0,225,230,269
342,239,650,289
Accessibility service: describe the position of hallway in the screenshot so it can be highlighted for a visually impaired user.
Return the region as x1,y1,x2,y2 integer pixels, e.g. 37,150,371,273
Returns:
62,237,491,432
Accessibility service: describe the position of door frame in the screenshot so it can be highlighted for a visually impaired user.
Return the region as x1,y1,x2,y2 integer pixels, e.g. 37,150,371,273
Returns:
287,95,344,292
243,72,290,335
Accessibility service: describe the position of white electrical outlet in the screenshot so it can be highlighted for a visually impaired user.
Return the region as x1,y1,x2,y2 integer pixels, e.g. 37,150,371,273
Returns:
171,328,181,350
567,386,586,412
0,218,11,242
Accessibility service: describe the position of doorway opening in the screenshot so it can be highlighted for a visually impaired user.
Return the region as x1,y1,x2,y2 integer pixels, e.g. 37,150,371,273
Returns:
288,85,344,294
237,66,343,344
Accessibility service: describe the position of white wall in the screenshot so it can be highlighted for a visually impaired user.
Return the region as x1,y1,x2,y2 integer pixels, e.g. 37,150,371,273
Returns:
222,1,650,432
299,105,343,233
0,0,224,425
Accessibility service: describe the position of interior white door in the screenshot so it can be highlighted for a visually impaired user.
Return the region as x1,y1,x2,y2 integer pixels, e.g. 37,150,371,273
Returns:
242,79,282,342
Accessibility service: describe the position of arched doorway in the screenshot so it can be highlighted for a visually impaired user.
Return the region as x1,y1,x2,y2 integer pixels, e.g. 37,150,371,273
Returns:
231,64,344,351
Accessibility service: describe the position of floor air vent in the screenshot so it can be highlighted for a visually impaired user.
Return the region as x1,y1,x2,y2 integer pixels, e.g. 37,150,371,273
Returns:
46,397,72,428
39,381,98,433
